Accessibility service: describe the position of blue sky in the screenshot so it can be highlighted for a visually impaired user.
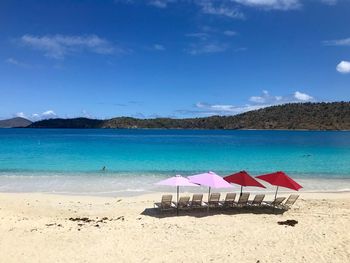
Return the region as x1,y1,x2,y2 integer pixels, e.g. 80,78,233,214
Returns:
1,0,349,120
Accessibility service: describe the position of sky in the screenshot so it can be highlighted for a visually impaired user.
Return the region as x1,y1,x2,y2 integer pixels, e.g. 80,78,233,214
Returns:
0,0,350,120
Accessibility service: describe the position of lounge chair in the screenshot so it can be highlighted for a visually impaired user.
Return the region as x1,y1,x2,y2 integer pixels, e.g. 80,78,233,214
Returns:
247,194,265,207
206,193,221,208
154,195,176,212
220,193,236,208
281,194,299,210
236,193,250,207
263,197,286,209
190,194,206,209
176,196,191,211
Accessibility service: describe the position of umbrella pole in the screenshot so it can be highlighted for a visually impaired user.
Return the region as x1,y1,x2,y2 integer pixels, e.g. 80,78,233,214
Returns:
177,186,179,216
207,187,211,212
274,186,279,201
240,186,243,196
272,186,279,214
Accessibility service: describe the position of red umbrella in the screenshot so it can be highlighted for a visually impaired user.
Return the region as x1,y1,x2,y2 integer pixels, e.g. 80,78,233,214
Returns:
224,170,266,195
256,171,302,200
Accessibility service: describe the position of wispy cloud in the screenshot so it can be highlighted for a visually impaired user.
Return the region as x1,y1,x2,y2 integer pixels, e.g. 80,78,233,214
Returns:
223,30,237,37
19,34,121,59
41,110,57,118
232,0,301,10
249,90,313,104
116,0,338,18
320,0,337,5
185,42,229,55
97,102,127,106
185,27,234,55
323,37,350,46
186,32,210,40
5,58,29,67
234,47,247,52
15,110,57,121
153,44,166,51
178,90,314,116
197,1,245,19
148,0,175,8
336,61,350,74
293,91,313,101
15,112,27,118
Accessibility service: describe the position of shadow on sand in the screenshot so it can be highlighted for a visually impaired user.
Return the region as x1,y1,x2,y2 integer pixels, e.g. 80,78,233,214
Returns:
141,206,286,219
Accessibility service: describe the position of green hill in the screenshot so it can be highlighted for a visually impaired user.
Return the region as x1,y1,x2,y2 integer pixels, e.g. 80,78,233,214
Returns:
28,102,350,130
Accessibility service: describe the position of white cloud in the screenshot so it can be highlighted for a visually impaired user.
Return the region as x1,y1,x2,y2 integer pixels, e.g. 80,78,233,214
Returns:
81,110,93,118
185,28,236,55
15,112,27,118
20,34,118,59
117,0,337,15
42,110,57,118
232,0,301,10
33,110,56,120
249,96,266,103
189,90,314,116
223,30,237,36
320,0,337,5
234,47,247,52
249,90,284,104
13,110,57,121
294,91,313,101
186,32,209,40
148,0,175,8
114,0,135,4
185,42,228,55
323,37,350,46
336,61,350,74
153,44,165,51
5,58,29,67
198,1,245,19
192,102,268,116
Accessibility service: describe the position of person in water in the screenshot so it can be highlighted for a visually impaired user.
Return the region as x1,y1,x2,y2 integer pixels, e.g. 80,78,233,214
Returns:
102,166,106,171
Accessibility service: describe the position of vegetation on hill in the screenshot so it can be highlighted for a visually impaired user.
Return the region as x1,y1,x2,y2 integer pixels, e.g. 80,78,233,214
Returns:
28,118,103,129
28,102,350,130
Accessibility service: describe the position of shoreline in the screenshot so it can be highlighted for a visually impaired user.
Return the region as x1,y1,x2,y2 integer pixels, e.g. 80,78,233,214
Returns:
0,191,349,262
2,190,350,198
1,188,350,197
7,127,350,131
1,175,349,197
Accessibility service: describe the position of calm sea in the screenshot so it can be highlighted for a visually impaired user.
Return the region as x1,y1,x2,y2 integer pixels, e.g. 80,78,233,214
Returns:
0,129,349,195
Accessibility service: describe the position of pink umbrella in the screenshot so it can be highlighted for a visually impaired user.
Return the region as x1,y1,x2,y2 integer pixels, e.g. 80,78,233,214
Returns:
188,171,233,206
156,175,198,214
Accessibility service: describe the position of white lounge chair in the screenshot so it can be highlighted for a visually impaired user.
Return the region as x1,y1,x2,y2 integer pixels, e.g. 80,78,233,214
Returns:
154,195,176,212
220,193,236,208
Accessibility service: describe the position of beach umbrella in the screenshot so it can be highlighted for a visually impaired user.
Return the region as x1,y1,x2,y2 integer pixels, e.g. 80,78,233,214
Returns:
224,170,265,196
155,175,198,214
188,171,233,207
256,171,302,201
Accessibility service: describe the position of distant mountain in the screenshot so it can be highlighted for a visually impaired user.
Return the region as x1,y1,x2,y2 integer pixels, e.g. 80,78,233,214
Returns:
0,117,32,128
29,102,350,130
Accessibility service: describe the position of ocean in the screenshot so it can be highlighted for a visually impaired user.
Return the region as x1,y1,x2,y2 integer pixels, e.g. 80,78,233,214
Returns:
0,128,349,195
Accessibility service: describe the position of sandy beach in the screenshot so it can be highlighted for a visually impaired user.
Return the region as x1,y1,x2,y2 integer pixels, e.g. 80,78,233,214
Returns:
0,192,349,263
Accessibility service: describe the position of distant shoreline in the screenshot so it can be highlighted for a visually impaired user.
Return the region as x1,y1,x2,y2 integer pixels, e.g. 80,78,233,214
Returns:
2,102,350,130
9,127,350,131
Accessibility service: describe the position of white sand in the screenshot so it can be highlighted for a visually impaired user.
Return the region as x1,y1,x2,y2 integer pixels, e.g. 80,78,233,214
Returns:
0,192,349,262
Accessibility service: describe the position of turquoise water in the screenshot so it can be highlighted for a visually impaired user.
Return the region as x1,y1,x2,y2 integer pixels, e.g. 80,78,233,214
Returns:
0,129,349,194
